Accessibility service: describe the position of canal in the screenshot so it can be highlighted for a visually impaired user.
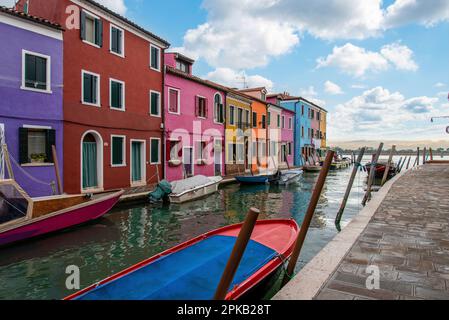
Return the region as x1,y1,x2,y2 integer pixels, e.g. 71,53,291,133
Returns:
0,155,434,299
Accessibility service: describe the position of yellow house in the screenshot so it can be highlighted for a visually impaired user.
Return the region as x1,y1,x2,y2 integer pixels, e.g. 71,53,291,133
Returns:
225,91,253,176
320,109,327,150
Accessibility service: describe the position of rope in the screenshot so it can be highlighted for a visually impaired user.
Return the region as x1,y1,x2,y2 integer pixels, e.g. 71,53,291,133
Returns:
8,153,54,186
0,193,27,215
277,253,295,280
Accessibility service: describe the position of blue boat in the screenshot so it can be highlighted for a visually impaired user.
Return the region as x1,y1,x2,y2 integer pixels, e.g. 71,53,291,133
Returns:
235,171,281,185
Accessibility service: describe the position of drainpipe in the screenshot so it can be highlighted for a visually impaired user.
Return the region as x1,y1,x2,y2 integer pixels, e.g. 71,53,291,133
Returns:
294,101,300,166
161,60,166,181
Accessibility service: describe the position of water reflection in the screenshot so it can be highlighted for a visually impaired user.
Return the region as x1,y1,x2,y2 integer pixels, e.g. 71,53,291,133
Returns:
0,165,368,300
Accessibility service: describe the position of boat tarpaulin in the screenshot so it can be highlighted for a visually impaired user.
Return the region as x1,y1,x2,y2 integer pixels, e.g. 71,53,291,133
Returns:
75,235,277,300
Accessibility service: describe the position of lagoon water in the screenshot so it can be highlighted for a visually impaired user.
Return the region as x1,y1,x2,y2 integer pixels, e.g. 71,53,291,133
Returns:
0,155,444,299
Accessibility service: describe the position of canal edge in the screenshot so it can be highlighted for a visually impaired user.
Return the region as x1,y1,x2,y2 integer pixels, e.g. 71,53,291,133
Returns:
273,168,410,300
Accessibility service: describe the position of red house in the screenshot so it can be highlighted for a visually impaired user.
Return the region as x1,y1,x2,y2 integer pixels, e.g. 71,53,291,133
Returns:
18,0,170,194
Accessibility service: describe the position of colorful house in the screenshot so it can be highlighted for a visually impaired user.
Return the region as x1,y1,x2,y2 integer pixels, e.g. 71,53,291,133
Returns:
320,109,327,152
164,53,226,181
239,88,268,172
280,107,295,168
267,103,282,169
225,91,253,175
0,7,63,197
21,0,170,194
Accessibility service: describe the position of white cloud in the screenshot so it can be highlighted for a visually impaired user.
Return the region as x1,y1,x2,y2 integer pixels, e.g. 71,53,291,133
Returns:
329,86,438,140
384,0,449,28
299,86,317,98
0,0,15,7
435,82,446,88
324,81,344,95
351,84,367,89
317,43,418,77
205,68,274,91
96,0,127,15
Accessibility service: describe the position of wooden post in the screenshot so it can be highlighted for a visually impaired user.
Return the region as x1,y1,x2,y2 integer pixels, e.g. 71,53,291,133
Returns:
399,156,407,172
214,208,260,300
429,148,434,161
335,147,366,230
362,143,384,206
51,145,62,195
397,157,403,172
282,151,335,286
416,148,420,166
423,147,427,165
2,144,14,180
406,156,412,170
381,145,395,186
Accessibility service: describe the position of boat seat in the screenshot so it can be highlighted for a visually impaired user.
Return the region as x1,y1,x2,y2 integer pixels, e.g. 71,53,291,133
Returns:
75,235,277,300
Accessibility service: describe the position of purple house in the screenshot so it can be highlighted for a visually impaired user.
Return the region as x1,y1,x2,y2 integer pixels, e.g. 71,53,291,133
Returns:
0,7,63,197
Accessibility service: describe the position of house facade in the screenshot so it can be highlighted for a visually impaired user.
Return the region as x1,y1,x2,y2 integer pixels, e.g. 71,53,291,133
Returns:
20,0,170,194
267,104,282,169
320,109,327,151
225,91,252,175
164,53,226,181
0,7,63,197
280,107,295,168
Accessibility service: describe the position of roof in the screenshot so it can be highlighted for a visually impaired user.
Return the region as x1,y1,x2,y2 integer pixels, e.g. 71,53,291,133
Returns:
0,6,63,31
268,92,328,113
167,52,195,64
239,87,267,93
82,0,170,47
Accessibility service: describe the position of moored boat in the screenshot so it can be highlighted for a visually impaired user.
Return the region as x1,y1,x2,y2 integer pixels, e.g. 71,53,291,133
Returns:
235,170,281,185
365,162,397,179
0,179,123,247
65,219,299,300
279,170,303,185
169,175,223,204
303,165,322,173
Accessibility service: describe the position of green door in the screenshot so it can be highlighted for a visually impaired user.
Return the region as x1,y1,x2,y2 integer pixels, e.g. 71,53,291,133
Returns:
82,142,98,189
132,141,142,182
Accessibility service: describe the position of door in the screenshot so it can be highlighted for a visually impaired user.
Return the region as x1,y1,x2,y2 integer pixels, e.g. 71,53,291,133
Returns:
183,147,193,178
281,144,287,163
131,141,144,183
82,134,98,189
244,137,250,171
214,139,222,176
0,124,5,179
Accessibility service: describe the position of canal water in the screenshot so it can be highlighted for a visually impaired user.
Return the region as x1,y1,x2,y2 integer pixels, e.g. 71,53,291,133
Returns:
0,155,443,299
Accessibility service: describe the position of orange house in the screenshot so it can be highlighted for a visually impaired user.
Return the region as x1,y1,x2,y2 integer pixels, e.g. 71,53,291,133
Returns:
239,88,268,173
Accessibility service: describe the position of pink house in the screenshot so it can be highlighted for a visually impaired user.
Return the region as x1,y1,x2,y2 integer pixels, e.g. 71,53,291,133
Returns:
280,107,295,167
164,53,226,181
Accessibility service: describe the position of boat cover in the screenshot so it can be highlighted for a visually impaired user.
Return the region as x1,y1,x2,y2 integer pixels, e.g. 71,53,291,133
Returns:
171,175,220,195
75,235,277,300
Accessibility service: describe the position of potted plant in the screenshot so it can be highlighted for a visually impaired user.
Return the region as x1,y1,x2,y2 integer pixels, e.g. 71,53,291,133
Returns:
30,153,46,163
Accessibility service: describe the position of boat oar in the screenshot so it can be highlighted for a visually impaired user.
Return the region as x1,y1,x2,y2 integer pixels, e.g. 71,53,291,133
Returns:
282,151,334,286
335,148,365,231
214,208,260,300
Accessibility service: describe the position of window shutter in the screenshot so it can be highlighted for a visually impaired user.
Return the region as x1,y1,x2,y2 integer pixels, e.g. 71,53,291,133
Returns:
220,104,224,123
117,28,122,53
92,75,98,103
96,19,103,47
195,96,199,117
18,128,28,164
111,27,117,52
204,98,208,118
80,11,86,40
46,129,56,163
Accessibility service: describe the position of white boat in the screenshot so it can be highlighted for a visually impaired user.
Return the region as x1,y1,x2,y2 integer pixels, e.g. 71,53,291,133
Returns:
279,170,303,186
169,175,223,204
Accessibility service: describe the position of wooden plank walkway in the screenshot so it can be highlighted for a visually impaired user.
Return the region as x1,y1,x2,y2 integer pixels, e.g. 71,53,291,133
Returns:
314,164,449,300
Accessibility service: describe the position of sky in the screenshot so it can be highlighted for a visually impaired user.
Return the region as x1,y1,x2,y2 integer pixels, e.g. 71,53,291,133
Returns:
1,0,449,142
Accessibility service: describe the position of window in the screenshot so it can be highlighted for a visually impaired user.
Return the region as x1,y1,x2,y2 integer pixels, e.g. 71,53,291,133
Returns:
270,141,277,157
227,143,234,163
196,96,207,118
110,79,125,110
261,115,266,129
311,129,314,138
196,141,207,162
237,108,243,129
289,117,292,129
150,44,161,71
18,127,55,165
301,105,304,116
317,112,321,121
81,11,103,47
245,110,250,126
229,106,235,125
288,142,293,155
176,60,189,73
259,141,266,158
110,25,124,56
277,115,281,128
311,109,315,119
301,126,304,138
252,112,257,127
82,71,100,106
168,88,180,114
169,140,181,161
150,138,160,164
111,135,126,167
282,116,285,129
214,94,224,124
150,91,161,116
267,112,271,126
236,143,244,163
252,141,257,158
22,50,50,93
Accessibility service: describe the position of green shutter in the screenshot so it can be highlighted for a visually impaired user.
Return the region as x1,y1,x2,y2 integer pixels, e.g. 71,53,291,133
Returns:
45,129,56,163
151,92,159,115
92,75,98,104
18,128,28,164
80,10,86,40
111,27,117,52
95,19,103,47
111,81,121,108
83,74,92,103
36,56,47,90
112,137,123,165
25,54,36,88
151,139,159,163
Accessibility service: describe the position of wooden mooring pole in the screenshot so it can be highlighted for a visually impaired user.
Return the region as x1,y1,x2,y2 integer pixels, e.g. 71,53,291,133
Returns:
423,147,427,165
416,147,420,166
406,156,412,170
51,145,62,195
282,151,335,286
362,143,384,206
381,145,395,186
214,208,260,300
2,144,14,180
335,147,366,231
429,148,434,161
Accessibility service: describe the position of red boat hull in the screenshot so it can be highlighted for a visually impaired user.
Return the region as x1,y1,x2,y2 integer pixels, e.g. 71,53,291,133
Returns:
0,191,123,247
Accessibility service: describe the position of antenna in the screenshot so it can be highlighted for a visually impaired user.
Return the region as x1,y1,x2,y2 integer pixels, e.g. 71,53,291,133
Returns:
235,74,248,89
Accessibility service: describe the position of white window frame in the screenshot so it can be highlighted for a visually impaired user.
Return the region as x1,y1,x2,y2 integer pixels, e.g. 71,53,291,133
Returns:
82,10,101,49
21,49,52,94
150,43,161,72
81,70,101,107
169,139,181,161
213,93,224,125
109,78,125,111
109,24,125,58
110,135,126,167
167,87,181,115
236,142,245,164
150,137,161,165
227,142,234,164
196,95,207,119
149,90,161,117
